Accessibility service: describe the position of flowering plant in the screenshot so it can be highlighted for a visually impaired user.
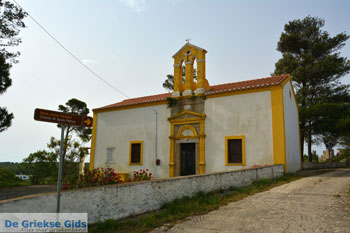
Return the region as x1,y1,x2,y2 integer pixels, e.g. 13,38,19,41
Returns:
132,169,152,181
63,168,122,189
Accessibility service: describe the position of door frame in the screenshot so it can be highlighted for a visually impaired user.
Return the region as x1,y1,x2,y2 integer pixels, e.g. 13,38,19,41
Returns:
168,111,206,177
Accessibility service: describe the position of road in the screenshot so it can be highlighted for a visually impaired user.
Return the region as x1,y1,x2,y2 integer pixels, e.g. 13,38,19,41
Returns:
0,185,57,200
152,169,350,233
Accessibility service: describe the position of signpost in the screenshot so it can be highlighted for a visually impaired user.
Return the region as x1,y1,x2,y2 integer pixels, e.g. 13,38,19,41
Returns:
33,108,93,213
34,108,93,127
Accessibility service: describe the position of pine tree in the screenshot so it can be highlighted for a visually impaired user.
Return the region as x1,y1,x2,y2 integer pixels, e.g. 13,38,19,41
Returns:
0,1,27,132
274,16,350,161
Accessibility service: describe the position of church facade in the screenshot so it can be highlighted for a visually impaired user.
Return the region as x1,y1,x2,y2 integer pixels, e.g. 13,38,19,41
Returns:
89,43,301,178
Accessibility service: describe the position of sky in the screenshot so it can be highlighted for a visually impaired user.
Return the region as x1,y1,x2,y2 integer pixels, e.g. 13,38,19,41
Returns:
0,0,349,162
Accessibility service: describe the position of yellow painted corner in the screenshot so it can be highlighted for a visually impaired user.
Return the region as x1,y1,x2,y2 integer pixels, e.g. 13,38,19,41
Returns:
280,76,291,87
270,88,286,171
89,113,98,170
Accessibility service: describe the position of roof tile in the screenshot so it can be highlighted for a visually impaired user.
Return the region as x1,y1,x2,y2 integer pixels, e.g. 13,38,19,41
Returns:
94,74,290,111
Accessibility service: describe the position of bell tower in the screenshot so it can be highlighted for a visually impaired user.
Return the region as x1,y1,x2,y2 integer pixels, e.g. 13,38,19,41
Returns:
172,42,210,97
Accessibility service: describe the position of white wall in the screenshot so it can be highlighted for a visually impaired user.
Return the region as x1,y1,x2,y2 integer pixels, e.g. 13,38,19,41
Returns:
205,91,274,173
94,104,170,178
283,82,301,172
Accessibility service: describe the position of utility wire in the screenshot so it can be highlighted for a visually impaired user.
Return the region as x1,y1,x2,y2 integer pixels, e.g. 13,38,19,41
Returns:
12,0,130,99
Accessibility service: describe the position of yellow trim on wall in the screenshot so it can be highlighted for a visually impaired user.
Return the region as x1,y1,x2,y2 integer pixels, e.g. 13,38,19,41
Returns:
172,120,204,125
171,135,205,140
93,100,167,114
206,86,280,100
129,141,143,165
270,87,287,171
89,113,98,170
169,117,205,124
225,135,246,166
93,78,291,115
280,76,291,87
168,111,206,177
169,110,206,120
177,125,198,137
169,124,175,177
199,123,205,174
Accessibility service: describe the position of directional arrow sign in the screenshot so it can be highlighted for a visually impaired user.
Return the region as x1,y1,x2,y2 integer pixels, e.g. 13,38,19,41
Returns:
83,116,93,127
34,108,93,127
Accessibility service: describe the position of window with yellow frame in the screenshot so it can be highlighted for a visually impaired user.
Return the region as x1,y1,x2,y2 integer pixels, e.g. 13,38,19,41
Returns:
129,141,143,165
225,136,245,166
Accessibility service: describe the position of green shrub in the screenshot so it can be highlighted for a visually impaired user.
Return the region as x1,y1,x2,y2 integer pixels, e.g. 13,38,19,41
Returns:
0,168,21,187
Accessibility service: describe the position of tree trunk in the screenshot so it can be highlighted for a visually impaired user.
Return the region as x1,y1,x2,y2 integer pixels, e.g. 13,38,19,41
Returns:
300,123,305,160
62,126,71,180
63,127,70,159
79,155,85,175
300,133,304,159
328,147,333,159
308,125,312,162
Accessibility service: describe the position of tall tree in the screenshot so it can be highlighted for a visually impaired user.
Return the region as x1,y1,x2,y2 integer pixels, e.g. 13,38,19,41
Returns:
274,16,350,161
0,53,12,132
57,98,92,172
0,1,27,132
22,98,92,184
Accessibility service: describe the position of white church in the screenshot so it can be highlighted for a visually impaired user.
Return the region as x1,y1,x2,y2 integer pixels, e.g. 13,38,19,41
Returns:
89,42,301,179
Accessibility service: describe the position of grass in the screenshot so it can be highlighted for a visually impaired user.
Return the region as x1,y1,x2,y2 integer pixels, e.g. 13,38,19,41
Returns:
88,173,300,233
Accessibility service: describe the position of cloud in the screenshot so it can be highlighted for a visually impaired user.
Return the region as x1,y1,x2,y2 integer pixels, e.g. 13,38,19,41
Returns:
119,0,147,12
81,59,98,65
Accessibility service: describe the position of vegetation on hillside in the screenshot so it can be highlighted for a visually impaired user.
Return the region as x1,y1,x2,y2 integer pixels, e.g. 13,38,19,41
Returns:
0,167,29,188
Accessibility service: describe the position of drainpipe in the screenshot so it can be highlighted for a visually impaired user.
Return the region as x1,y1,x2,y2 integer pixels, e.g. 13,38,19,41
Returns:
148,108,158,178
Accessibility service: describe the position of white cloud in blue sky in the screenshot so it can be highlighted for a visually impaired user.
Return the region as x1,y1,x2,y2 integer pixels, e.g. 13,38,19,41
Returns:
119,0,147,12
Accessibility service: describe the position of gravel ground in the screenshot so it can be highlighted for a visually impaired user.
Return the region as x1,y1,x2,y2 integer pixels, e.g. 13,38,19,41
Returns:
152,168,350,233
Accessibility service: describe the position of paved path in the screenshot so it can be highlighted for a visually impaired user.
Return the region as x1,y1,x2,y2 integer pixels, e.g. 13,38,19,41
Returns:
153,169,350,233
0,185,56,200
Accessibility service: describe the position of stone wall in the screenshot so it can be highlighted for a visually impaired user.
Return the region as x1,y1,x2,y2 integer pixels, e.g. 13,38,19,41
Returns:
0,165,284,223
302,161,350,169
